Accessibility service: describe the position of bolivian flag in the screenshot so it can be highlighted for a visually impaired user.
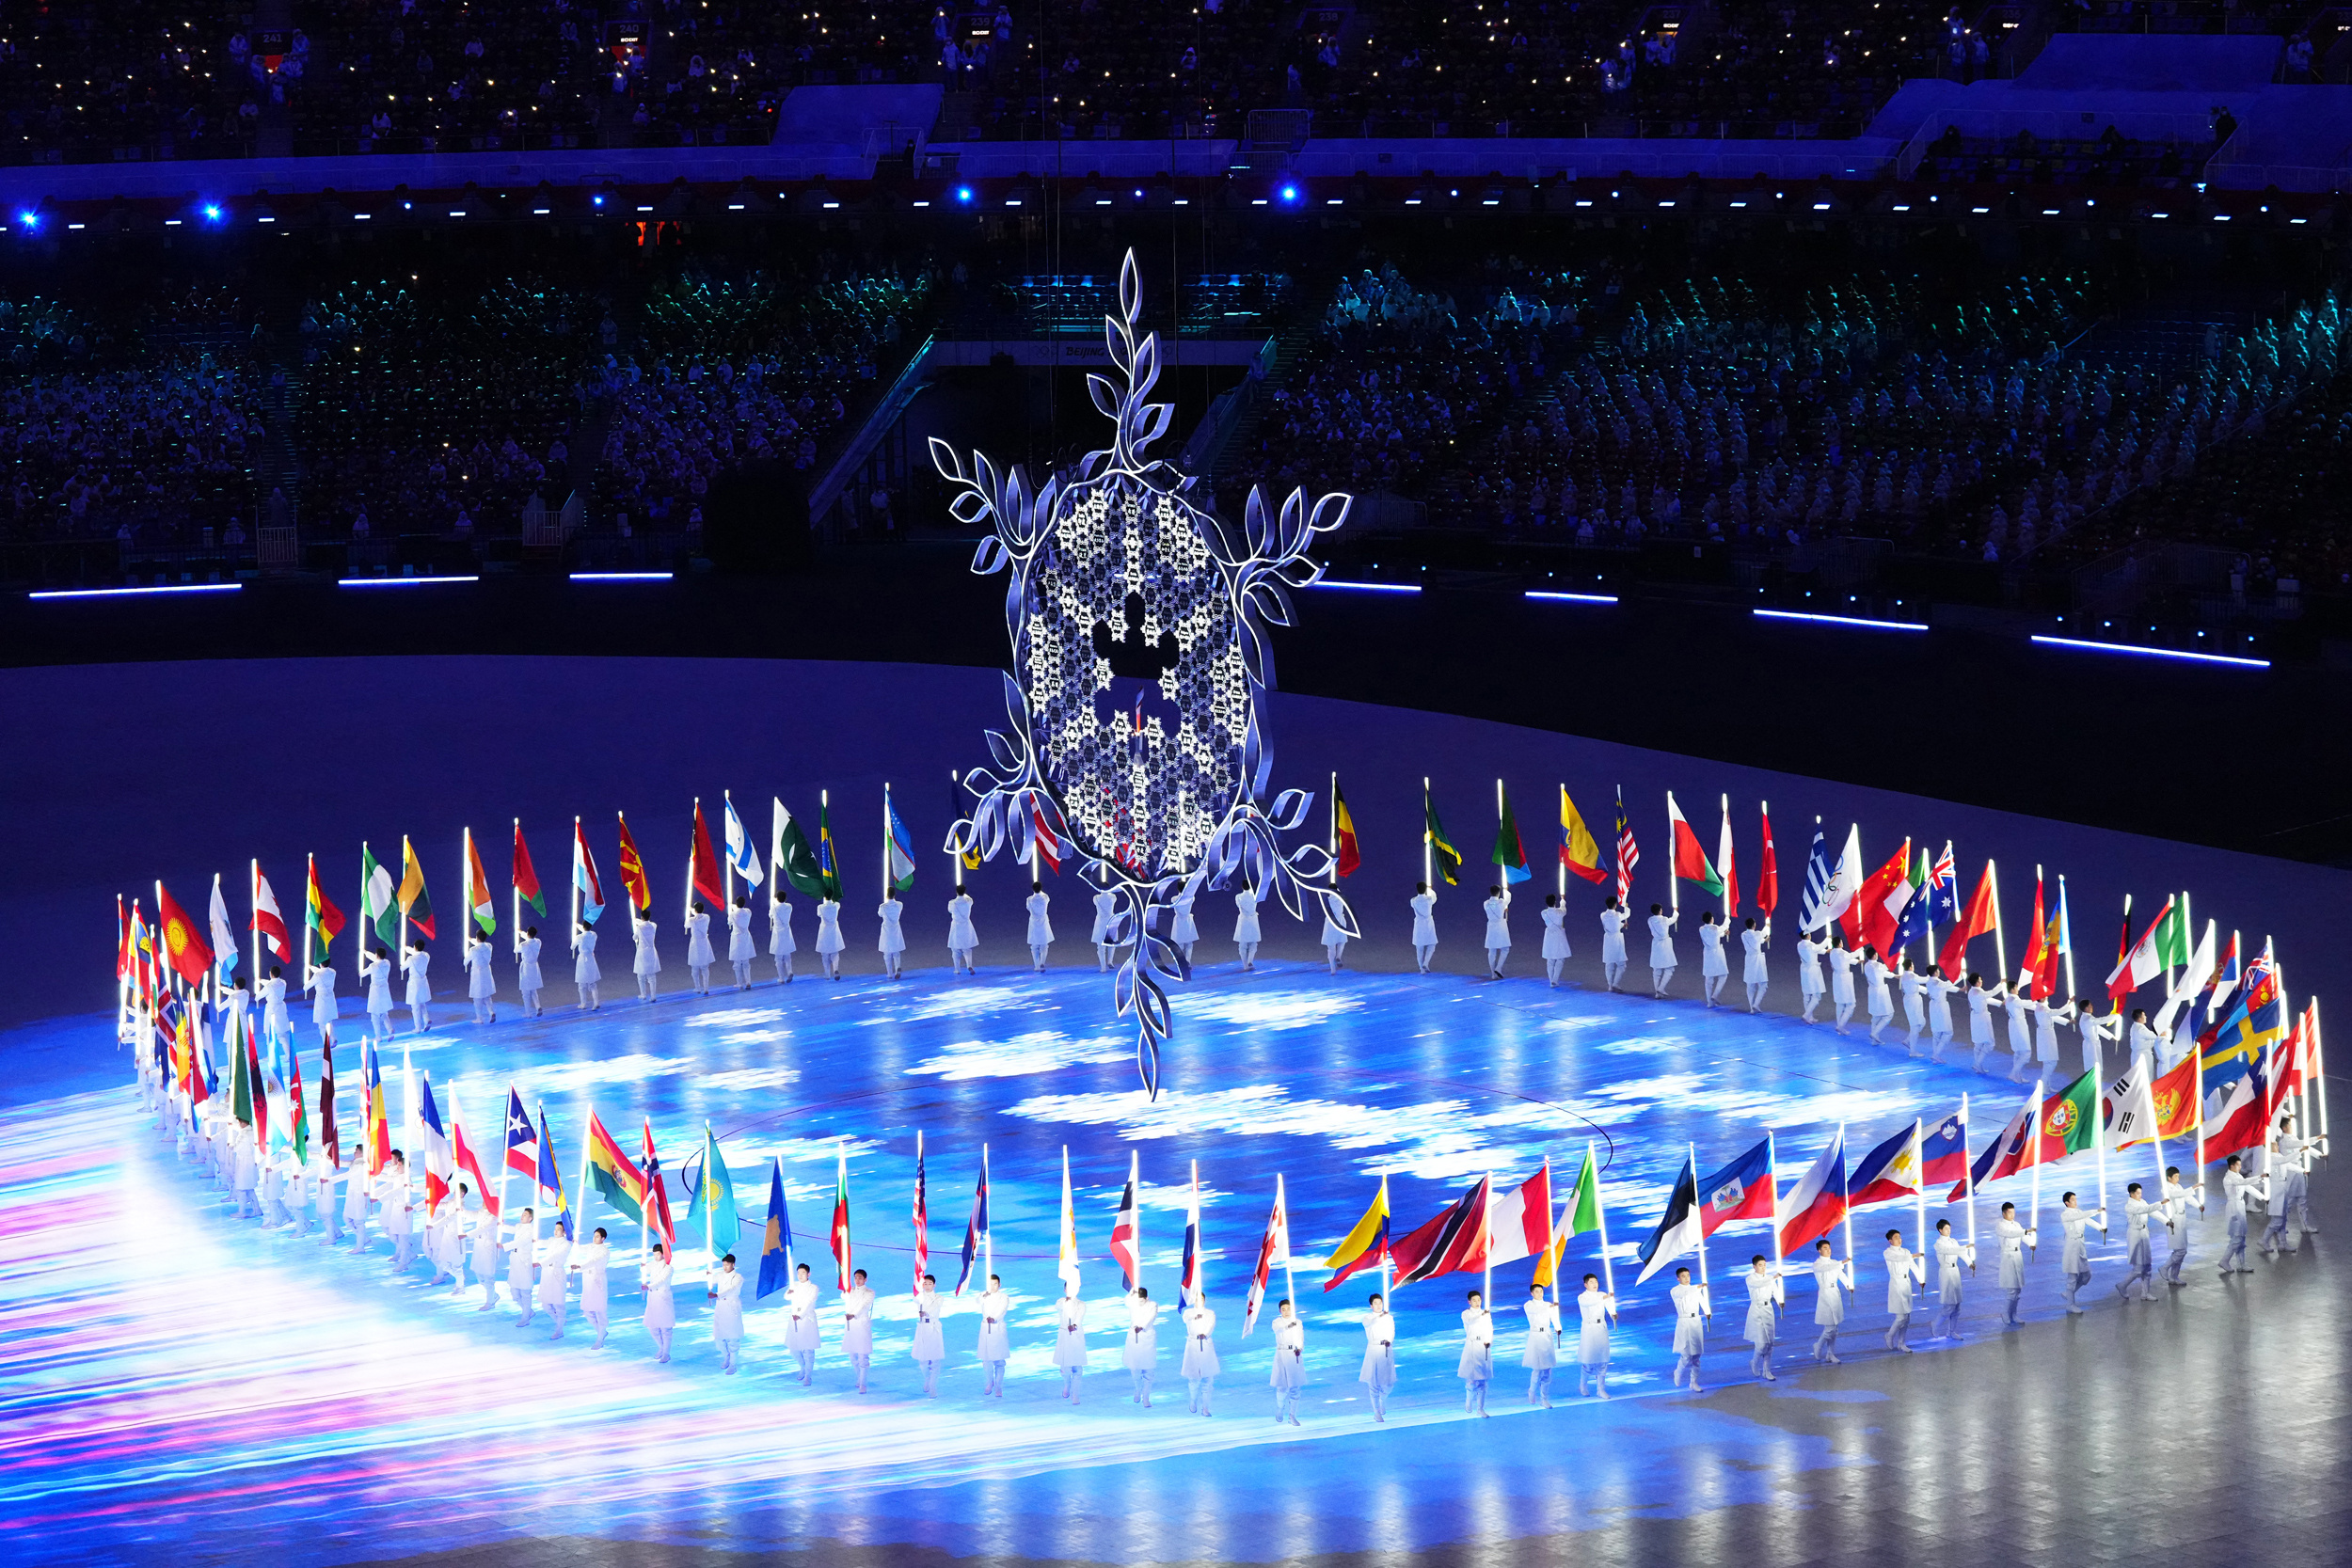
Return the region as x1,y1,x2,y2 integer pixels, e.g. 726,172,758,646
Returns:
586,1109,648,1225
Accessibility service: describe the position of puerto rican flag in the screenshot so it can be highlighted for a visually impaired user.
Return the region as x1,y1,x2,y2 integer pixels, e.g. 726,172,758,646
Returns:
1109,1151,1141,1290
1775,1125,1847,1256
502,1086,538,1179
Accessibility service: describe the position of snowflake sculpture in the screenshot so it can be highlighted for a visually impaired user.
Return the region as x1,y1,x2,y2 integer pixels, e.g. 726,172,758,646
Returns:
932,250,1358,1097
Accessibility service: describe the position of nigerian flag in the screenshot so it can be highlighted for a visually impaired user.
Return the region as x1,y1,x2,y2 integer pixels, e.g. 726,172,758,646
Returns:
361,843,399,945
2034,1068,2101,1164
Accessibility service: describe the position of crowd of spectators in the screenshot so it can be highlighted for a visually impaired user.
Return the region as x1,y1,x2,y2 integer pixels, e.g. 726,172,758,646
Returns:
289,0,605,154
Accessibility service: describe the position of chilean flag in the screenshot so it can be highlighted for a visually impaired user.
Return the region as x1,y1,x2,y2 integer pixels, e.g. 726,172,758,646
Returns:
1108,1151,1141,1290
1698,1136,1775,1235
1775,1126,1847,1256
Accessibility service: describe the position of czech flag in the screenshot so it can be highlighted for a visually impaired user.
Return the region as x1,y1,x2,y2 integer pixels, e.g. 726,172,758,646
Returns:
1775,1126,1847,1256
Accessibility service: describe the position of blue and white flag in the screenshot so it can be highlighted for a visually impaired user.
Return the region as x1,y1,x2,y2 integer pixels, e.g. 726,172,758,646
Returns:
209,877,240,981
723,795,766,888
1798,822,1834,932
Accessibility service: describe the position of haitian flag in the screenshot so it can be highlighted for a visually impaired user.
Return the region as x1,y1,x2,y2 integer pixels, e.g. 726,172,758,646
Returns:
1697,1137,1774,1235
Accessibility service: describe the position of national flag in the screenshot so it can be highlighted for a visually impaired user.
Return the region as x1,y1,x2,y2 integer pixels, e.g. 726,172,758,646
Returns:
417,1073,454,1215
537,1109,572,1241
1756,802,1780,915
948,776,982,873
683,1123,740,1253
884,793,918,893
452,1085,497,1216
817,799,846,899
1938,862,1997,980
2205,1054,2270,1163
1848,1122,1924,1208
2104,1057,2163,1148
641,1121,675,1251
318,1040,338,1168
116,896,131,986
1107,1150,1141,1289
775,801,829,896
616,814,651,917
361,1039,391,1175
229,1003,256,1127
690,800,727,911
1797,821,1833,932
2202,942,2283,1085
756,1159,795,1299
502,1086,538,1179
723,795,767,889
1486,1160,1555,1263
1634,1154,1702,1285
1492,784,1532,885
1179,1165,1204,1302
513,822,547,916
1391,1174,1491,1287
155,882,215,986
2020,873,2064,1000
2035,1069,2100,1164
1918,1107,1968,1190
828,1146,851,1288
464,832,496,937
2106,895,2186,1001
1776,1127,1848,1255
1697,1137,1775,1234
396,837,435,942
1056,1147,1081,1292
1716,797,1740,919
1613,787,1640,901
2149,1051,2201,1142
1927,842,1959,926
1334,781,1363,879
1949,1090,2039,1200
208,877,239,979
2153,919,2217,1036
288,1048,310,1168
908,1133,930,1294
361,845,398,945
1424,791,1461,887
1887,847,1933,957
1667,792,1724,899
585,1110,648,1222
1559,786,1605,885
2271,1003,2316,1105
1851,837,1913,953
954,1153,989,1294
252,868,293,962
1026,796,1066,876
243,1007,268,1148
1821,824,1865,935
1241,1178,1292,1334
1323,1175,1391,1291
1533,1147,1605,1288
572,820,606,924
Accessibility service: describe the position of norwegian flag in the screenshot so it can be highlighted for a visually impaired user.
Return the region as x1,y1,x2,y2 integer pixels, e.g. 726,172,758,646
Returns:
1109,1151,1141,1290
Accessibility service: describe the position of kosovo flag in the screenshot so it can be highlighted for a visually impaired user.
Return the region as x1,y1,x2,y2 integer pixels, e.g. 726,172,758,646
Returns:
755,1159,794,1300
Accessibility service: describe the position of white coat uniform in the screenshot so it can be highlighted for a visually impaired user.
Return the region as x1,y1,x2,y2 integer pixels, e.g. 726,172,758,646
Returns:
1232,889,1262,943
2033,1001,2063,1066
540,1233,572,1313
1091,890,1120,943
1861,958,1893,1020
841,1285,877,1355
1181,1303,1220,1377
1935,1235,1967,1304
376,1167,414,1241
1270,1316,1307,1389
261,976,290,1038
1699,924,1729,979
2124,1195,2156,1275
507,1226,537,1303
912,1288,945,1360
1122,1296,1158,1370
579,1240,611,1319
1025,894,1053,946
1927,976,1957,1037
1669,1282,1708,1356
1359,1310,1396,1387
947,895,978,952
1797,936,1827,999
1577,1288,1613,1366
464,942,496,1001
469,1209,501,1285
1541,906,1571,961
1995,1218,2029,1291
1456,1307,1495,1380
726,907,755,961
310,966,340,1027
632,918,662,976
2004,993,2035,1060
1320,897,1349,950
1812,1258,1847,1325
1899,969,1927,1029
1052,1295,1088,1369
1743,1270,1780,1346
1885,1245,1917,1313
1827,946,1857,1006
364,955,393,1017
877,900,906,956
1482,895,1510,951
516,938,543,994
977,1288,1012,1362
1966,986,1995,1048
815,900,846,957
1600,907,1629,966
711,1268,745,1340
1519,1297,1561,1369
1410,892,1438,947
769,897,798,957
2060,1206,2098,1276
642,1259,676,1331
402,949,431,1007
1741,927,1769,983
686,911,715,969
1646,912,1677,970
785,1278,821,1352
1170,891,1199,944
573,927,600,984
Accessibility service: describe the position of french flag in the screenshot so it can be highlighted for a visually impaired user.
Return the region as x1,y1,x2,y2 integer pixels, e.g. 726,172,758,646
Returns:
1775,1126,1847,1256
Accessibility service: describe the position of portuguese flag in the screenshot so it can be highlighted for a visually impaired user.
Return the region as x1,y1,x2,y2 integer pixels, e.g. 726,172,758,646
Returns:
2035,1067,2101,1164
1332,781,1361,879
586,1109,649,1224
1667,791,1724,899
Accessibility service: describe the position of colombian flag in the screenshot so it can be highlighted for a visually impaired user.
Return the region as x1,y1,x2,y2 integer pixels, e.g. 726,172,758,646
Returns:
1559,786,1606,885
1322,1174,1389,1291
1332,781,1361,879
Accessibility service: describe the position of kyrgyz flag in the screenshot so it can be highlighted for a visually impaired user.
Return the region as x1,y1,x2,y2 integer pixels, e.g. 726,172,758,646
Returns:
2035,1069,2101,1164
155,882,215,986
396,836,436,941
513,821,547,916
616,814,652,917
1559,786,1605,885
1333,780,1362,879
1666,791,1724,899
465,831,497,937
1423,790,1461,887
1492,784,1532,885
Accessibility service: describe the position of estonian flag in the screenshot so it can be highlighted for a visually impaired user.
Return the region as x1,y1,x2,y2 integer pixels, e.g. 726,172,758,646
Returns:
1634,1153,1702,1285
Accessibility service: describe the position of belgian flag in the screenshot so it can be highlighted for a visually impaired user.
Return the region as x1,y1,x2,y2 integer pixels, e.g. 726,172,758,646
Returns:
1332,780,1361,879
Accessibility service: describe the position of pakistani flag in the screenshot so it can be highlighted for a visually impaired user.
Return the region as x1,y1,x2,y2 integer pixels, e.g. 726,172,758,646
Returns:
683,1124,741,1252
361,844,398,945
775,805,828,897
1491,784,1532,885
2035,1068,2101,1164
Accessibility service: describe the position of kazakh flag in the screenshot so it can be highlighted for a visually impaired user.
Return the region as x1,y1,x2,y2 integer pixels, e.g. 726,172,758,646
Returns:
683,1122,741,1250
1424,789,1461,887
1534,1144,1605,1287
1492,784,1532,885
2034,1068,2101,1164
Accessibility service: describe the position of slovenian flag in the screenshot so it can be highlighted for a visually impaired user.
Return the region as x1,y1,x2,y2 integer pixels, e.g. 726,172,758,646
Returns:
1920,1106,1969,1189
1775,1126,1847,1256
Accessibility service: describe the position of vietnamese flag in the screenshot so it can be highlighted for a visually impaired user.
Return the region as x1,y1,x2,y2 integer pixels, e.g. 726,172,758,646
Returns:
1937,862,1998,980
513,820,547,916
690,800,728,911
616,813,652,917
155,882,215,986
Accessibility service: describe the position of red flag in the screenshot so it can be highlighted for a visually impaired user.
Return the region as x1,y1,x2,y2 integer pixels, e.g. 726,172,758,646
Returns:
2206,1058,2269,1163
643,1120,677,1251
1937,862,1998,980
1757,804,1779,916
117,895,131,983
829,1148,853,1289
512,822,546,916
1850,838,1913,954
616,814,652,917
1390,1175,1492,1286
1240,1178,1291,1335
155,882,215,986
690,800,727,911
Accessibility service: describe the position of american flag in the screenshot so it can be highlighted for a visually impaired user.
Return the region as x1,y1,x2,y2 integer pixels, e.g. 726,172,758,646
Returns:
1613,786,1640,901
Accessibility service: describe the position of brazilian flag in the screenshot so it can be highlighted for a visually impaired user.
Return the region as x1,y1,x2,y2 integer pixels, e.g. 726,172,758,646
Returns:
816,799,845,901
1424,790,1462,887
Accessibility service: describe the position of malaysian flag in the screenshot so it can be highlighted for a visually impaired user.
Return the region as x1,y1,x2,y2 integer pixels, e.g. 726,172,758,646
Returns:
1613,785,1640,901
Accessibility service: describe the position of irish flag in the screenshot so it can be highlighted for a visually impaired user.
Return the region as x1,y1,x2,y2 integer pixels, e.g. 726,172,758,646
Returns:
1666,791,1723,898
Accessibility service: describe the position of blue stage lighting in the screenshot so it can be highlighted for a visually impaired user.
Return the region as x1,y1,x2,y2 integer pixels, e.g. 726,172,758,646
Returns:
955,184,977,204
1279,182,1300,203
201,203,224,224
15,211,39,231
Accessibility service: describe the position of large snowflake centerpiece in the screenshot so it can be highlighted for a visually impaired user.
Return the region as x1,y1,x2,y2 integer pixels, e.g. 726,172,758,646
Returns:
931,250,1358,1096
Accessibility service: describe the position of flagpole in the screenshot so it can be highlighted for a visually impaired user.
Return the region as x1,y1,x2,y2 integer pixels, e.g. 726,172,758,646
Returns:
574,1100,596,1245
1688,1142,1708,1292
687,799,699,926
984,1141,993,1283
460,827,470,965
1987,860,2008,988
1913,1117,1927,1255
1666,792,1679,917
1558,785,1568,901
950,771,962,890
398,836,409,986
1922,847,1938,969
496,1088,516,1237
2312,997,2330,1157
882,783,892,904
569,818,582,958
1329,770,1338,879
1838,1121,1853,1264
2028,1079,2045,1254
1768,1128,1782,1275
1963,1091,1978,1248
511,821,521,959
2095,1052,2110,1212
249,859,262,990
723,791,736,913
1480,1167,1493,1310
1281,1172,1295,1310
1590,1140,1614,1298
1544,1155,1559,1307
358,843,369,986
401,1041,416,1178
706,1119,718,1268
2058,874,2076,1002
1422,777,1434,893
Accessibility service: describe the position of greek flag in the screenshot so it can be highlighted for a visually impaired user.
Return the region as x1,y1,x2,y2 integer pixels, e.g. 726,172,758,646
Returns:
723,796,765,888
1798,822,1833,932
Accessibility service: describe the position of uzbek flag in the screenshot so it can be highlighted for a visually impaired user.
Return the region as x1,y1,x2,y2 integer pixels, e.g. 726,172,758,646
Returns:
885,793,917,893
1333,781,1362,879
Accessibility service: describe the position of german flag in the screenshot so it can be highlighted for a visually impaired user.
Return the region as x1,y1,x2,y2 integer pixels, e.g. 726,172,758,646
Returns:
1333,780,1361,879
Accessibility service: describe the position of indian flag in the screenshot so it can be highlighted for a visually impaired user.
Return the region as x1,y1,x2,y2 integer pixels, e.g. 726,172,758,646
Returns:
586,1109,649,1224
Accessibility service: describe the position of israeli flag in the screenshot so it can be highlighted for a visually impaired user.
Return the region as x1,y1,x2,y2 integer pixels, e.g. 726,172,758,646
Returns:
724,796,766,888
